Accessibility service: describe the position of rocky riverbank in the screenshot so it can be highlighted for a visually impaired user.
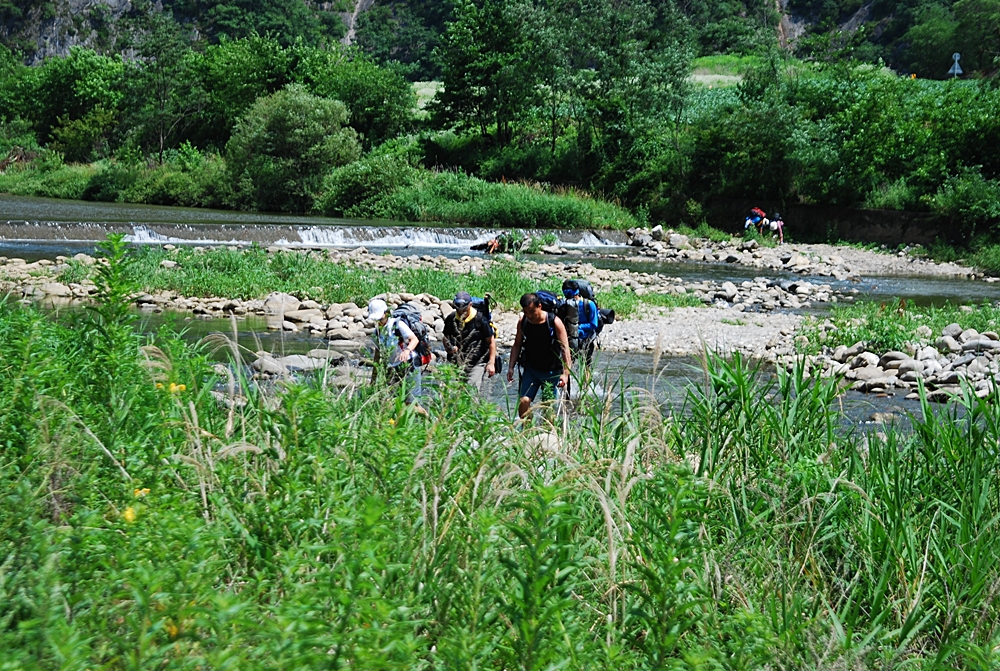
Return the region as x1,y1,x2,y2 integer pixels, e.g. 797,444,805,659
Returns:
793,323,1000,403
3,244,995,399
0,246,845,356
540,226,980,279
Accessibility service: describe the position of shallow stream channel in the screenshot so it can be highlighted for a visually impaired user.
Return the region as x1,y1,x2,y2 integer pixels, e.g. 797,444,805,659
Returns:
2,193,989,429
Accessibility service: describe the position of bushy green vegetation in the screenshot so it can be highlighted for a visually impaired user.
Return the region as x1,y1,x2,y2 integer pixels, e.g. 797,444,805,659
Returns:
798,299,1000,353
0,149,232,208
317,154,639,229
6,262,1000,667
225,86,360,212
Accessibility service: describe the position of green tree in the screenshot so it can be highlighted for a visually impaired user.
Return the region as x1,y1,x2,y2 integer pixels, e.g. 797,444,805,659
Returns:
355,3,443,80
954,0,1000,74
162,0,345,45
293,46,416,149
32,46,124,145
0,43,34,122
432,0,543,146
119,8,206,161
903,4,957,78
226,84,361,212
555,0,693,185
192,34,295,147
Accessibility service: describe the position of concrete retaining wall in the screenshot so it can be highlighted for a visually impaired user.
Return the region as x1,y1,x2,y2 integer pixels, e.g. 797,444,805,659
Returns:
704,198,956,245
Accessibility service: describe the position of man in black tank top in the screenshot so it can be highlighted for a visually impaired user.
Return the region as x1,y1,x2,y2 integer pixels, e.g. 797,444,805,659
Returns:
506,292,572,419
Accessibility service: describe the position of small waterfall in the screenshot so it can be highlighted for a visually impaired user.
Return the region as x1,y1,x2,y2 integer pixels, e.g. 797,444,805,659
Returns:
124,225,188,244
1,218,629,253
296,226,498,248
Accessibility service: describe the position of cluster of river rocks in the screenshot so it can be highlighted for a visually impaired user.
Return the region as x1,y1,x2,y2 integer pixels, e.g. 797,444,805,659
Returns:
788,323,1000,402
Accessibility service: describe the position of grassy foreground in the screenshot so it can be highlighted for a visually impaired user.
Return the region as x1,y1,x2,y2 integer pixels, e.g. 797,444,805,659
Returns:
4,245,1000,668
59,245,702,317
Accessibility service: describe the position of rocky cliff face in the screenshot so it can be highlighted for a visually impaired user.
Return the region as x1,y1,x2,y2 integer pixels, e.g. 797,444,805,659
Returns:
2,0,136,62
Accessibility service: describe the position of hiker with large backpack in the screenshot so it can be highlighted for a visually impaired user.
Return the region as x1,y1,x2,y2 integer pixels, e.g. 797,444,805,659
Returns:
559,279,600,365
443,291,497,393
745,207,767,235
367,298,430,413
506,292,572,420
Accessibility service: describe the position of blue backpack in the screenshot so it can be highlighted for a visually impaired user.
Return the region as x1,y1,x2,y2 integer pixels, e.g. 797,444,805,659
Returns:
536,289,561,313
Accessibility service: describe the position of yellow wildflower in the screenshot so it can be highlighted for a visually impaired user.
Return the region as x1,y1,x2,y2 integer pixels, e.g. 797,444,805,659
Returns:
133,488,150,498
123,506,136,523
165,621,179,639
155,382,164,389
388,418,396,426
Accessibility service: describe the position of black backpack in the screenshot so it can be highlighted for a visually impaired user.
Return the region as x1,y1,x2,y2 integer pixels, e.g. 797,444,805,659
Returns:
597,307,615,334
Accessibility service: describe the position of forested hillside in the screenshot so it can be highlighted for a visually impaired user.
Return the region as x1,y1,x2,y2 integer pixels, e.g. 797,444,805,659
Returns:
1,0,999,247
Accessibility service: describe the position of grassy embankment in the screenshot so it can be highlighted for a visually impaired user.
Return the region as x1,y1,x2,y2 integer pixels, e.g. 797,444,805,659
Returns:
5,239,1000,668
0,151,641,230
798,299,1000,354
58,245,702,317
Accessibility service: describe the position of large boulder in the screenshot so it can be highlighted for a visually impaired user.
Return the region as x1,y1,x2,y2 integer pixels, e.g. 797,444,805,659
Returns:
276,355,329,372
251,354,287,376
283,308,325,323
264,292,301,313
39,282,72,297
668,234,691,250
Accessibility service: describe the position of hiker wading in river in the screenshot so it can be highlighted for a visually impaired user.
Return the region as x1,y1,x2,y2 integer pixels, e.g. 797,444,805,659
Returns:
507,292,572,420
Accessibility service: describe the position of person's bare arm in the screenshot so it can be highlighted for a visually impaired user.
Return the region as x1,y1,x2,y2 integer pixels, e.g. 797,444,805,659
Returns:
506,317,524,383
486,334,497,377
400,332,419,362
553,317,572,386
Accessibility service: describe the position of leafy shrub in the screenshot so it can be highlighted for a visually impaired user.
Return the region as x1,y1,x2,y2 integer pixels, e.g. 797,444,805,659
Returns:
316,153,418,217
49,106,116,162
0,160,95,199
122,153,232,208
926,167,1000,240
864,176,922,211
226,84,361,212
81,160,141,201
293,48,416,149
0,116,40,155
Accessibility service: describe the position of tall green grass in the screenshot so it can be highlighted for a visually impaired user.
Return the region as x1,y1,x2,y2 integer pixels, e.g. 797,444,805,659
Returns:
5,274,1000,668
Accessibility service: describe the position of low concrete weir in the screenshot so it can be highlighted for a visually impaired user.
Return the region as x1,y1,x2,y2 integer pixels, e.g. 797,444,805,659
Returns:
0,219,628,250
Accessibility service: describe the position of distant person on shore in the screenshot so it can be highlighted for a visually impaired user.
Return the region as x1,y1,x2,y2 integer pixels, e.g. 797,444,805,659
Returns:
744,207,767,235
507,292,572,420
770,212,785,244
443,291,497,393
367,298,427,414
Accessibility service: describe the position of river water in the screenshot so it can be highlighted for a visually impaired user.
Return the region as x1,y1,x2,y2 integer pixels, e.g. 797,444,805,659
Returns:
1,194,984,426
